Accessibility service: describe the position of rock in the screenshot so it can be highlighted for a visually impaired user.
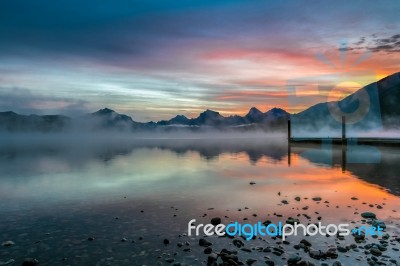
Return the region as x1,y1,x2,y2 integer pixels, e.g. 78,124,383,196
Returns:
286,217,300,225
312,197,322,201
207,253,218,264
295,196,301,201
326,247,338,259
371,220,386,229
1,241,14,247
281,200,289,204
199,238,212,247
210,217,221,226
165,258,174,263
246,258,257,265
351,197,358,200
264,258,275,266
220,249,239,263
308,248,323,259
249,181,256,185
263,247,272,252
300,239,312,247
21,258,39,266
163,239,170,245
361,212,376,219
332,262,343,266
296,260,315,266
233,239,244,248
370,248,382,256
204,247,212,254
287,255,301,265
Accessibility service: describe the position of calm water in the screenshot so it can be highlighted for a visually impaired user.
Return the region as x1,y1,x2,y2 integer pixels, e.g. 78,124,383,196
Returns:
0,136,399,265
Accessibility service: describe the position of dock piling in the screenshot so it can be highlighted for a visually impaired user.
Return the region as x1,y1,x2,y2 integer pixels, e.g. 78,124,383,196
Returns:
342,116,346,144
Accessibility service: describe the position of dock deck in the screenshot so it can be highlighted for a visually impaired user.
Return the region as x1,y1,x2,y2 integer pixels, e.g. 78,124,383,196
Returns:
289,137,400,146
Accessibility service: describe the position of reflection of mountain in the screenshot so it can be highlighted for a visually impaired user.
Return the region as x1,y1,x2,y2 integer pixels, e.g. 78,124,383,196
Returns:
0,107,289,132
291,143,400,196
0,138,287,179
2,139,400,196
293,72,400,132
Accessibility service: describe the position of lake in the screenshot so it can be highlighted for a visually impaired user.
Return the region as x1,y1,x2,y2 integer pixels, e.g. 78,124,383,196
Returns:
0,135,399,265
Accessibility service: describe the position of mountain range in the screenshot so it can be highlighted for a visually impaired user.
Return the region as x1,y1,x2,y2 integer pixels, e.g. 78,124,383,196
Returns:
0,72,399,133
293,71,400,132
0,106,289,132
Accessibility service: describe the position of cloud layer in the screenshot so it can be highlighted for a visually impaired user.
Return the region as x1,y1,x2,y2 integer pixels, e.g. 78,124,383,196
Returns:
0,0,399,121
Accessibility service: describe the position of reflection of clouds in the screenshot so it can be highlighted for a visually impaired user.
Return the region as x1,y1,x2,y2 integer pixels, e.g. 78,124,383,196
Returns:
0,138,399,224
291,143,400,196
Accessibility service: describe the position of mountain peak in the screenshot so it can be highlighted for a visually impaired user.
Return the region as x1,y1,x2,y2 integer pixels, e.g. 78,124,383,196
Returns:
92,108,116,116
265,107,288,116
200,109,221,117
247,107,262,116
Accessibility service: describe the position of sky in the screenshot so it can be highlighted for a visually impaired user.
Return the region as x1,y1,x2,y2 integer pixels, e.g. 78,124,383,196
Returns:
0,0,399,122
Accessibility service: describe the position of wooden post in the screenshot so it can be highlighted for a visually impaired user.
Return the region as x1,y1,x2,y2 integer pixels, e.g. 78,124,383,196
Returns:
342,116,346,144
288,119,291,141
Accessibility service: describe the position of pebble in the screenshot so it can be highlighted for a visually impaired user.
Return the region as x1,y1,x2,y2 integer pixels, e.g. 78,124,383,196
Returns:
370,247,382,256
199,238,212,247
210,217,221,226
21,258,39,266
204,247,212,254
361,212,376,219
1,241,14,247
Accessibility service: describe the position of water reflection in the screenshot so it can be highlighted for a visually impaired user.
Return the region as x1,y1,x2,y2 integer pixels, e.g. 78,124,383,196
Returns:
290,142,400,195
1,137,400,196
1,137,400,265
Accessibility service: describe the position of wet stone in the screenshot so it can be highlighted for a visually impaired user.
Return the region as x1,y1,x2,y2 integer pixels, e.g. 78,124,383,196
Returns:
246,258,257,265
21,258,39,266
1,241,14,247
286,217,300,225
287,255,302,265
210,217,221,226
233,239,244,248
199,238,212,247
204,247,212,254
361,212,376,219
370,248,382,256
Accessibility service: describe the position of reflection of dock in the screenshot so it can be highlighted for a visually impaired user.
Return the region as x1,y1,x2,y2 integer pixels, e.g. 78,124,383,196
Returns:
287,117,400,146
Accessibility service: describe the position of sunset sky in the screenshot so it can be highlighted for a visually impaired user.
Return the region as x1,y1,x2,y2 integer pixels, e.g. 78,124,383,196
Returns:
0,0,399,121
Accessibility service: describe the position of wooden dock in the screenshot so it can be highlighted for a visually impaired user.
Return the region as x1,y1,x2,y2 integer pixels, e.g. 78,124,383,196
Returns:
287,118,400,146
